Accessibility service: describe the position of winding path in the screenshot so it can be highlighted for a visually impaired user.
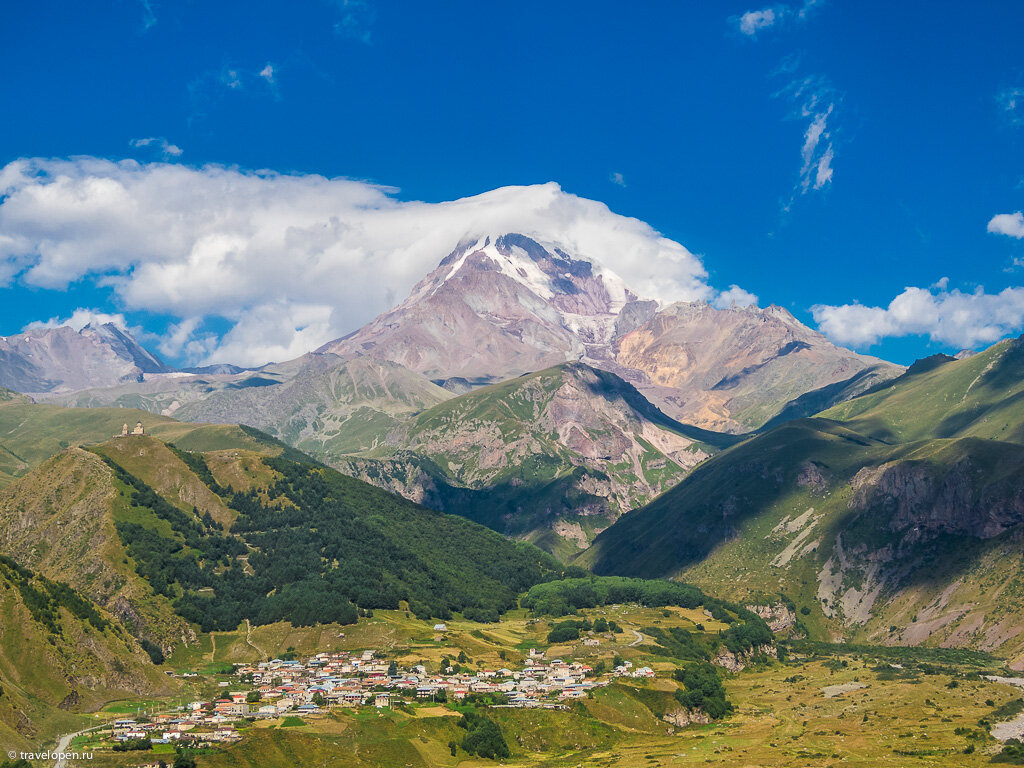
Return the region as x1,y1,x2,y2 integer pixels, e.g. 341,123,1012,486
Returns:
245,618,267,659
629,629,644,647
52,726,99,768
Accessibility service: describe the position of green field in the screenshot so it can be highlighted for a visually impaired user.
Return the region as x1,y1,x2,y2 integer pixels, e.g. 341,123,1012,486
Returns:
26,602,1024,768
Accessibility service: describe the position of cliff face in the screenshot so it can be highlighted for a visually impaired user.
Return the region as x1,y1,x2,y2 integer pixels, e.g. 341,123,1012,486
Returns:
614,302,899,431
851,448,1024,541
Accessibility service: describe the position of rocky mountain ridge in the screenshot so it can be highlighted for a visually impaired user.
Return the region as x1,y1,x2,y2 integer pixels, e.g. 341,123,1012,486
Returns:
0,322,169,394
335,363,736,558
319,233,902,432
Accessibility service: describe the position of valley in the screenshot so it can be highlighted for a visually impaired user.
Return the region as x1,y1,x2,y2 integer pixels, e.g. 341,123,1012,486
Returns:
10,605,1024,768
2,233,1023,768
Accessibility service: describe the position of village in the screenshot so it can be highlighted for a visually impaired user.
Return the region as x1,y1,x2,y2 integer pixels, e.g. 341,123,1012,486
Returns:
94,640,658,751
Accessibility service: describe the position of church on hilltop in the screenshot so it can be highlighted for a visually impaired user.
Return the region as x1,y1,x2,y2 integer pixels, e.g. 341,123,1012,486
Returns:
118,421,145,437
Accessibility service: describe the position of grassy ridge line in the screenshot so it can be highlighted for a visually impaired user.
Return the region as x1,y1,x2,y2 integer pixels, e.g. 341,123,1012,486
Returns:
0,393,315,487
88,434,564,635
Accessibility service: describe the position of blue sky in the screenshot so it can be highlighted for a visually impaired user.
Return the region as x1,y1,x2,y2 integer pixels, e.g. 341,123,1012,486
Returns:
1,0,1023,366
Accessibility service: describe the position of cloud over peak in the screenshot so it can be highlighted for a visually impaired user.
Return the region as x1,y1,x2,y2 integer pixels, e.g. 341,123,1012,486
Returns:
0,157,739,367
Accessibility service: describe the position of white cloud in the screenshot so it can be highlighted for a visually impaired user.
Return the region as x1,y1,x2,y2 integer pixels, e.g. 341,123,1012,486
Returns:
609,172,626,187
712,285,759,309
777,74,837,197
138,0,156,30
812,285,1024,349
130,137,183,158
220,68,242,89
332,0,374,44
733,0,822,36
24,308,129,332
989,211,1024,239
738,7,779,36
259,64,275,84
0,158,736,366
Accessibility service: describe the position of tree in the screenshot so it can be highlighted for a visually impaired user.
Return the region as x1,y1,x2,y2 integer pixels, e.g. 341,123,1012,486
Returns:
459,712,510,760
173,752,197,768
388,660,398,677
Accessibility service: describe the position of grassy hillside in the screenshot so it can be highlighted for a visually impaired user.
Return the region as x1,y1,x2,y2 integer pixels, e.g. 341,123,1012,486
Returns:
51,354,454,457
0,447,201,650
174,354,454,455
0,554,175,753
582,336,1024,666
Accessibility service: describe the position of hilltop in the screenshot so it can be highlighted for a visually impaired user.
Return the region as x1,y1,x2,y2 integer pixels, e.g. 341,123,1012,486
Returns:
0,392,303,487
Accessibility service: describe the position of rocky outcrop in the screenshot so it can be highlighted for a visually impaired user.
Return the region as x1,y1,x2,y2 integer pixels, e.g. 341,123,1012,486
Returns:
851,452,1024,541
663,708,712,727
367,363,711,552
746,603,798,633
713,644,777,672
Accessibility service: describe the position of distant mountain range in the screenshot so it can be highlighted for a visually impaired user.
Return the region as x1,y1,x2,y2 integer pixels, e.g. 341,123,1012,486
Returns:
0,322,169,394
4,225,1024,668
3,233,903,553
318,234,900,432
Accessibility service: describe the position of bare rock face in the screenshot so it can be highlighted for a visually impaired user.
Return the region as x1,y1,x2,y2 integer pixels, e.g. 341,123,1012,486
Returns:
320,234,900,432
746,603,798,633
851,453,1024,542
333,362,713,554
614,302,899,431
713,644,778,672
321,234,641,384
663,708,712,727
0,323,169,394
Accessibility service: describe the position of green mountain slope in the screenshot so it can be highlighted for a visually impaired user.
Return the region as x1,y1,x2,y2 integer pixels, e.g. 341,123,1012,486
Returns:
0,554,175,752
50,354,454,457
1,427,562,654
581,337,1024,666
338,363,736,560
173,354,454,455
